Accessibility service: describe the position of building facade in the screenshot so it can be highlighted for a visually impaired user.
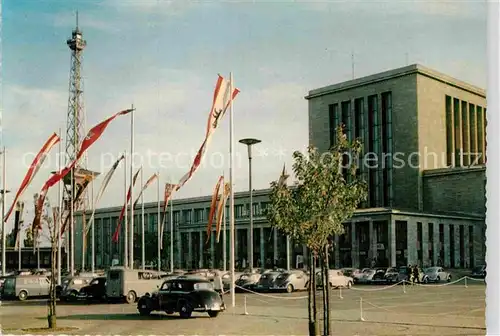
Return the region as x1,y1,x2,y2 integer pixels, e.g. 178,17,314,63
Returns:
74,64,486,271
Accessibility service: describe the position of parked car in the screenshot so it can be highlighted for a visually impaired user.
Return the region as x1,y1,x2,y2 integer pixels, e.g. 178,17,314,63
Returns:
272,270,309,293
78,276,107,302
235,272,261,292
255,271,282,291
398,266,425,283
355,269,376,284
383,267,400,283
1,275,50,300
423,267,451,283
137,277,225,318
59,275,97,301
370,268,389,284
315,269,353,289
470,265,486,279
341,268,355,277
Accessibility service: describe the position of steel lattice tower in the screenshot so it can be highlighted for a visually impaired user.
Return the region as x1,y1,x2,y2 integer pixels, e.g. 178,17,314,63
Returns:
63,12,89,275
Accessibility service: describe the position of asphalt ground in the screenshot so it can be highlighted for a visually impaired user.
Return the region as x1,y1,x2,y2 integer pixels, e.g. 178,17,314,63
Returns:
0,278,486,335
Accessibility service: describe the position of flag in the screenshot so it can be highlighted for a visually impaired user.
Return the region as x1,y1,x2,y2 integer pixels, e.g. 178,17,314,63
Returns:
206,176,223,244
13,201,25,251
112,167,141,243
160,183,177,249
59,173,93,237
176,75,239,191
4,133,60,223
85,155,125,235
277,164,289,187
133,173,158,208
33,109,132,231
215,182,231,242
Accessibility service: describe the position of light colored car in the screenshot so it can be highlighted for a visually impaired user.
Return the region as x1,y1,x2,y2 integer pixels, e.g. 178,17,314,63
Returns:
314,269,353,289
355,269,376,284
423,267,451,283
1,275,50,300
272,270,309,293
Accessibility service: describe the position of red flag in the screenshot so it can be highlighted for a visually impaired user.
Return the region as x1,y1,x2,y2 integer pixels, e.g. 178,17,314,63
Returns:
215,182,231,242
112,167,141,243
4,133,60,223
133,173,158,208
176,75,239,191
33,109,132,231
206,176,223,244
160,183,177,249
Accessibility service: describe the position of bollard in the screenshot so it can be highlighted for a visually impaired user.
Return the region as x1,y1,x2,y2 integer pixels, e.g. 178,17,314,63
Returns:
243,295,249,315
403,280,406,293
339,286,343,299
465,276,468,288
359,297,365,321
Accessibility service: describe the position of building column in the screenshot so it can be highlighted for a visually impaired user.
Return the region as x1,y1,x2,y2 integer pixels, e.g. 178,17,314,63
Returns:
464,225,470,268
334,235,340,268
259,227,265,267
286,236,291,270
388,219,396,267
422,223,429,267
246,228,251,268
210,231,215,269
443,224,451,267
407,220,418,265
351,222,358,268
433,224,439,266
369,220,377,261
199,231,203,269
187,232,193,269
273,229,278,262
454,225,460,268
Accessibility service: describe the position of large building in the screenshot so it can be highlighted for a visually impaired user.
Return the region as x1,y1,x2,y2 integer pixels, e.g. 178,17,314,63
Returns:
74,64,486,271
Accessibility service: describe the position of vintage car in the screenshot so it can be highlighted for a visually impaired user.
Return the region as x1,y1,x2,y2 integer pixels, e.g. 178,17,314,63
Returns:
470,265,486,279
423,267,451,283
383,267,400,283
137,277,225,318
78,276,107,301
235,272,261,292
272,270,309,293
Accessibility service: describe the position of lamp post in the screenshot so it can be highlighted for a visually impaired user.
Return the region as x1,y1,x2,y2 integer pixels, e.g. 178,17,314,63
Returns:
239,138,261,270
1,148,10,276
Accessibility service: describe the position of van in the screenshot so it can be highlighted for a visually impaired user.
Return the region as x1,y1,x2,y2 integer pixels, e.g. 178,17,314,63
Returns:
106,267,166,304
2,275,50,301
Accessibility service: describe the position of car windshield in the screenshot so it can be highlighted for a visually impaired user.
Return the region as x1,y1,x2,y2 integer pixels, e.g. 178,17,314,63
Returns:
194,282,214,290
90,279,99,285
424,268,437,273
276,273,290,280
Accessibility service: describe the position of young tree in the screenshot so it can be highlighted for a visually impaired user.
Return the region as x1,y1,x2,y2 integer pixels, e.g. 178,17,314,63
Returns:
267,126,367,336
42,198,58,329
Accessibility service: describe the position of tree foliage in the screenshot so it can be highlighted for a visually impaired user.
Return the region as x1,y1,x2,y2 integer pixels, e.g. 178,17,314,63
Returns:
267,126,367,253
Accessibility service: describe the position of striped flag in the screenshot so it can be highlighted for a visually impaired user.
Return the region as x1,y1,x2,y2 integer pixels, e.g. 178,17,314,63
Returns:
33,109,132,231
85,155,125,235
112,167,141,243
160,183,177,249
176,75,239,191
215,182,231,242
133,173,158,208
13,201,25,251
4,133,60,223
206,176,223,244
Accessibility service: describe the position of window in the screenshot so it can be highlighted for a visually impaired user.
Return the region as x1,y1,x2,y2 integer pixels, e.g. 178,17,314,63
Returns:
469,103,477,161
182,210,192,224
160,281,171,291
453,98,462,166
261,202,270,215
469,226,474,268
367,94,380,207
194,208,205,223
341,100,352,140
449,225,455,268
173,211,180,224
417,222,423,265
459,225,465,268
354,98,364,140
477,106,484,164
381,91,393,207
445,96,454,166
329,103,339,147
252,203,260,216
461,101,469,166
428,223,434,265
235,205,245,218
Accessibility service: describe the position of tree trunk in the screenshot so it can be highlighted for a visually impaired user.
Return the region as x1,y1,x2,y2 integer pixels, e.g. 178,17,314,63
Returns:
48,239,57,329
308,252,318,336
323,245,331,336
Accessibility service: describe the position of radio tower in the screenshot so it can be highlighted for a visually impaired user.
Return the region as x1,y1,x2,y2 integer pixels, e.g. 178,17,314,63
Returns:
63,11,91,276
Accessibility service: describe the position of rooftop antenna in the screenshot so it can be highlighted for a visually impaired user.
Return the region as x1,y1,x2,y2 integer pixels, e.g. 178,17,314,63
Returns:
76,10,79,29
351,51,355,79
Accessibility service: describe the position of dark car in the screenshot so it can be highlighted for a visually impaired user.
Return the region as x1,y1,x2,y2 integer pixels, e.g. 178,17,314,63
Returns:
370,268,388,284
78,276,107,302
470,265,486,279
137,278,225,318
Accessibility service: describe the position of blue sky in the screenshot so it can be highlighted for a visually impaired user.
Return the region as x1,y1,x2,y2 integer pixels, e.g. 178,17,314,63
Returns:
0,0,487,234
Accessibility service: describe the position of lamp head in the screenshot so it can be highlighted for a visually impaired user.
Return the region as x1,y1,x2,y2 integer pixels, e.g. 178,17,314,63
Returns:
239,138,261,146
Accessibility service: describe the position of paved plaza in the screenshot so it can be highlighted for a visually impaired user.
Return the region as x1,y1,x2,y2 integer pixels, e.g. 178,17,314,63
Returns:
0,281,485,335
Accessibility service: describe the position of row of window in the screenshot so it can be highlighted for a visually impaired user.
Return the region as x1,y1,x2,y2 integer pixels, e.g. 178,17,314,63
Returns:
445,95,486,167
328,92,393,208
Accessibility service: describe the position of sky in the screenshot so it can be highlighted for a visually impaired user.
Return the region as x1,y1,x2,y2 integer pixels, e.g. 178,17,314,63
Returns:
0,0,487,237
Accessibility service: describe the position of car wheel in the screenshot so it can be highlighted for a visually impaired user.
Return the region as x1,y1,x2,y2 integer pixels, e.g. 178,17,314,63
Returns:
286,284,294,293
178,302,193,318
126,291,137,304
207,311,219,318
423,277,429,284
436,276,441,283
347,281,352,289
138,307,151,316
18,290,28,301
101,294,108,302
447,275,451,282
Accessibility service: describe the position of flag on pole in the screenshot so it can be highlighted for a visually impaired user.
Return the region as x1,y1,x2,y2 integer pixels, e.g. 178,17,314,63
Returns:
4,133,60,223
215,182,231,242
176,75,239,191
160,183,177,249
59,173,93,237
112,167,141,243
85,155,125,235
133,173,158,208
277,164,289,187
33,109,133,231
13,201,25,251
206,175,223,244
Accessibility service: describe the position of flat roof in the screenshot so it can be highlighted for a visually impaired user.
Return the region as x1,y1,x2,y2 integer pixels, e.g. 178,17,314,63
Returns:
305,64,486,100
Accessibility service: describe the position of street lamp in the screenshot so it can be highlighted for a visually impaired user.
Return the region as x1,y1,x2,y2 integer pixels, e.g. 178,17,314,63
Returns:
239,138,261,270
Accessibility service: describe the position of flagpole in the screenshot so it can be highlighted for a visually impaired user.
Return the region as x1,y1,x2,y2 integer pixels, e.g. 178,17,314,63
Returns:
91,175,95,274
1,147,6,276
157,172,161,272
170,193,174,273
130,104,135,269
222,173,226,272
124,150,128,268
229,72,236,308
18,203,22,272
141,167,145,270
57,129,63,284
